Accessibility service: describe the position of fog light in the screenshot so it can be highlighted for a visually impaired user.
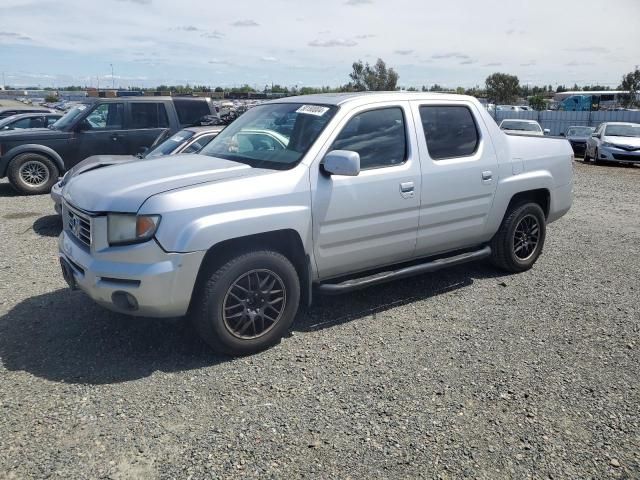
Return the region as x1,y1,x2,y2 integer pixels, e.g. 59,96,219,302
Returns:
112,291,139,311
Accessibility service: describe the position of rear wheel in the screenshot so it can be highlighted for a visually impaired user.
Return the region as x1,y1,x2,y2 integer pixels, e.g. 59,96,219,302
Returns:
490,203,546,273
7,153,59,195
191,250,300,355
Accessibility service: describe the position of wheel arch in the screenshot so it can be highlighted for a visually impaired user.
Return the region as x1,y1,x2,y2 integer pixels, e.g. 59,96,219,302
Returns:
1,144,65,177
506,188,550,219
189,229,312,314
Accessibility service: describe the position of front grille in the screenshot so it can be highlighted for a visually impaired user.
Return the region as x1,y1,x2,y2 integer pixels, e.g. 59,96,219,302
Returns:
64,203,92,247
613,153,640,161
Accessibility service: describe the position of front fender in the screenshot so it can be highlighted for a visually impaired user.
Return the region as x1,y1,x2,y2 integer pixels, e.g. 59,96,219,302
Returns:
0,144,65,177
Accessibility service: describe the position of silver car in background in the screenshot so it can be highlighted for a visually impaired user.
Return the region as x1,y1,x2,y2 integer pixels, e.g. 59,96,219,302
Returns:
585,122,640,164
51,126,224,213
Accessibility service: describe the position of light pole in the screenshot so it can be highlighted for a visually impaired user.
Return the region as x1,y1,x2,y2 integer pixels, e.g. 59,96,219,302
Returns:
110,63,115,90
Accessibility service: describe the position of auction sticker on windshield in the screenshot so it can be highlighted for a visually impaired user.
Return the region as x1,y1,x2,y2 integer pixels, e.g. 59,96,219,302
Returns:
296,105,330,116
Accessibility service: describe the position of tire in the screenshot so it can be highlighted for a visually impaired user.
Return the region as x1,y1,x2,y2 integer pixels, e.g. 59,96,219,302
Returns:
490,202,546,273
583,148,591,162
191,250,300,355
593,148,602,165
7,153,59,195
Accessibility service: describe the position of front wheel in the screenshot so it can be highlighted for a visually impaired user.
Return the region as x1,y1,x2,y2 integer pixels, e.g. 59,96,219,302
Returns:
583,148,591,162
490,203,546,273
7,153,59,195
191,250,300,355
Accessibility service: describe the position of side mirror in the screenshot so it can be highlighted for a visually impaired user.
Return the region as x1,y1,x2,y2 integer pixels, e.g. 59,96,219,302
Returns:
543,128,551,135
322,150,360,176
591,133,599,138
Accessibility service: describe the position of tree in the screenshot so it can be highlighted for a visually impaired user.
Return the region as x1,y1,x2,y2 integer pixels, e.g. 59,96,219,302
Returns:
529,95,546,111
214,86,224,92
556,85,567,93
346,58,399,91
485,73,520,104
619,68,640,108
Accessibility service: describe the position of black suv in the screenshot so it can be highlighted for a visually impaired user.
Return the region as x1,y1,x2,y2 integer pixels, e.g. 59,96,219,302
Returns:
0,97,217,194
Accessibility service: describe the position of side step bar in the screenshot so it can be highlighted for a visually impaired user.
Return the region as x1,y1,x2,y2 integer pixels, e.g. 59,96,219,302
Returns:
317,246,492,295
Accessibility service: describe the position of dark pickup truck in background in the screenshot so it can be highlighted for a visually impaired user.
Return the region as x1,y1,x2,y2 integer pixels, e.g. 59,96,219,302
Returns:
0,96,218,194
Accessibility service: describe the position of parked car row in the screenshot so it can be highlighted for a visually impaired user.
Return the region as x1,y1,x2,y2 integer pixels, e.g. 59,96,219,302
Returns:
0,96,220,194
50,125,225,213
497,117,640,164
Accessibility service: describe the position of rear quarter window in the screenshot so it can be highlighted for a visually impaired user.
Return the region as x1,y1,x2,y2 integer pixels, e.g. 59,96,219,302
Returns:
173,99,212,126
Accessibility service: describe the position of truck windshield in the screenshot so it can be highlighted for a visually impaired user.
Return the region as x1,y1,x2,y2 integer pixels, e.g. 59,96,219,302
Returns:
604,124,640,137
501,121,541,132
51,104,90,130
200,103,338,169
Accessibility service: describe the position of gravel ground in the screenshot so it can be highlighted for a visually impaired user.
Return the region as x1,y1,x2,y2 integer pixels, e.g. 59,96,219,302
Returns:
0,162,638,479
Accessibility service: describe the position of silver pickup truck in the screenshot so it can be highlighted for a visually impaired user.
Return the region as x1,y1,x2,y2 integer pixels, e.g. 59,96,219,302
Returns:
58,93,573,355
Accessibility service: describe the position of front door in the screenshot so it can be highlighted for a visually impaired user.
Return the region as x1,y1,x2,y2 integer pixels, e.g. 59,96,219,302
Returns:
311,102,422,280
70,102,128,166
411,101,499,257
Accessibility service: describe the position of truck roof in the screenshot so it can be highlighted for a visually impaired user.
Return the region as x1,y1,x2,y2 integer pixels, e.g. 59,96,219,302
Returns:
269,91,477,106
78,96,210,103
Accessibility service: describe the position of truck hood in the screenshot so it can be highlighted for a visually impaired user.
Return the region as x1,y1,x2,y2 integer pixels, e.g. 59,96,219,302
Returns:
63,154,137,184
603,136,640,148
63,154,269,212
0,127,70,141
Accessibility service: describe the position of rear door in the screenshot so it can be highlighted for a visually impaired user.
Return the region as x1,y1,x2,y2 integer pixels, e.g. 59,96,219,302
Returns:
411,101,498,257
126,102,171,155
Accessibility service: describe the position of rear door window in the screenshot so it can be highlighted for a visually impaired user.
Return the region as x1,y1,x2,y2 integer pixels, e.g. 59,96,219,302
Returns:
173,99,211,126
419,106,479,160
131,102,169,129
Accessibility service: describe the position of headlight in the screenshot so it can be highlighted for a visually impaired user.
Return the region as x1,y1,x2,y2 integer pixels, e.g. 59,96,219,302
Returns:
601,142,616,148
107,214,161,246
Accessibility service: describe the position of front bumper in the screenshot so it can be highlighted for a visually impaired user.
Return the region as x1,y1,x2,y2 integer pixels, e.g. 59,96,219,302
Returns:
58,230,205,317
599,146,640,163
50,181,63,215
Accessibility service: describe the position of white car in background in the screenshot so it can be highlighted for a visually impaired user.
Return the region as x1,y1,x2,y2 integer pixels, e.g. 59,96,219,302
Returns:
499,119,549,136
584,122,640,164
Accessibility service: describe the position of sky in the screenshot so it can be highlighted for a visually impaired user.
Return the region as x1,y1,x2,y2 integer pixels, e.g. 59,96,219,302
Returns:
0,0,638,90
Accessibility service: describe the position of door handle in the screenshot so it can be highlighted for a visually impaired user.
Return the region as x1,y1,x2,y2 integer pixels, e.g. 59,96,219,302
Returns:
400,181,414,193
110,134,120,141
482,171,493,182
399,181,415,199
